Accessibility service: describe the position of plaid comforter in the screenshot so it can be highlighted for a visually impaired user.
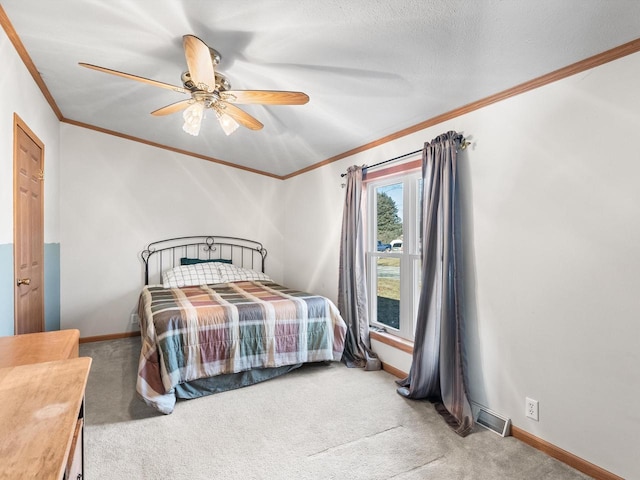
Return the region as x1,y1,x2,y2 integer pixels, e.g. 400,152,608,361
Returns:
136,281,347,413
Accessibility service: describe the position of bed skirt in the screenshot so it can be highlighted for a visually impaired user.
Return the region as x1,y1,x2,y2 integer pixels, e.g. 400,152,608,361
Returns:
174,364,303,399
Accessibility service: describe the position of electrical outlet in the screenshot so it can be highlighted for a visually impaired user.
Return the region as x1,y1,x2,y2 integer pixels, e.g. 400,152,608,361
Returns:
130,313,139,325
526,397,539,421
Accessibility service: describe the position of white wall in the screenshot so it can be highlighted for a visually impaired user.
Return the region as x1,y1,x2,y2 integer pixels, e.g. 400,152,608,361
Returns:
0,28,61,335
0,31,59,244
59,125,285,337
283,52,640,479
462,52,640,479
281,159,346,301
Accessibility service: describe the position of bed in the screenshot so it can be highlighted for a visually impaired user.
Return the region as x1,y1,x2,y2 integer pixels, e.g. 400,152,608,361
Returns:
135,236,347,414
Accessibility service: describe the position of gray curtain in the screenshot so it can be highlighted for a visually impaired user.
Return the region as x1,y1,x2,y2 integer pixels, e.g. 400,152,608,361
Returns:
338,165,381,371
396,131,473,436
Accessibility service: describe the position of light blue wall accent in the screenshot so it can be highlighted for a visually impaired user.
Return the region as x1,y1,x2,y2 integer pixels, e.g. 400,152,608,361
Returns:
44,243,60,331
0,243,60,335
0,244,13,336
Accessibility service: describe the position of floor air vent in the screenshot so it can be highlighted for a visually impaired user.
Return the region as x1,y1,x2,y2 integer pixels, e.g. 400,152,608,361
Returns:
474,404,511,437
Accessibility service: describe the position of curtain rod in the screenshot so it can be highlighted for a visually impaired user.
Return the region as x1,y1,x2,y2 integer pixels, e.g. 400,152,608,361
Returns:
340,134,469,177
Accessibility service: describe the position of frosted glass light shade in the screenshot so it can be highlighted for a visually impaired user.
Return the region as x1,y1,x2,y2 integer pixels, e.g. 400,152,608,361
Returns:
218,113,240,136
182,102,205,136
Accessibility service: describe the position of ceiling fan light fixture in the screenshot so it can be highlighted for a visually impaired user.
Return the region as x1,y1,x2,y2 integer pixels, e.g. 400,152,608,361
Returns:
182,101,205,136
80,35,307,138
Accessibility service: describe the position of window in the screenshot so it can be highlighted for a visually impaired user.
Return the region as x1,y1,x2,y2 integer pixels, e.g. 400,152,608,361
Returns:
366,169,422,340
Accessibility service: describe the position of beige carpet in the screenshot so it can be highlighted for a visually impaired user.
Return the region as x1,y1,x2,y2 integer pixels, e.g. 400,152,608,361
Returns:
80,338,590,480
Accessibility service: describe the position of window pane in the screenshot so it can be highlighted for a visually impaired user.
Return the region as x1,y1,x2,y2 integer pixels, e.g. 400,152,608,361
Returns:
376,257,400,330
376,183,403,247
367,172,421,339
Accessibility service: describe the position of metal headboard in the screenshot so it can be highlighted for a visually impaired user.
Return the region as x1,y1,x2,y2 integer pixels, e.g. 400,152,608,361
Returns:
141,235,267,285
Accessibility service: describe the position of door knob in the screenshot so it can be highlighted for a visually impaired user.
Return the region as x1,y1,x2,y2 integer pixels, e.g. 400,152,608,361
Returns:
16,278,31,286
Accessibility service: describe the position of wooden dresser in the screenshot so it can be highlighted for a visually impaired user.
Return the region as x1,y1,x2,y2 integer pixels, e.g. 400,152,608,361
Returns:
0,330,90,480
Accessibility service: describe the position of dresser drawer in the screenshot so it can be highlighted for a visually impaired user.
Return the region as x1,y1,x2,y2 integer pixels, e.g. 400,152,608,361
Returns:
64,418,83,480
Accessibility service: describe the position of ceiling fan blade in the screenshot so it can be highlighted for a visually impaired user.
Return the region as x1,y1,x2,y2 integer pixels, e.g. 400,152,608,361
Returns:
219,102,263,130
221,90,309,105
150,99,193,116
78,63,188,94
183,35,216,92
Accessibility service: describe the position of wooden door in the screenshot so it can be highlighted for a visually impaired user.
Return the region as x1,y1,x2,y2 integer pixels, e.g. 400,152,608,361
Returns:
13,114,45,334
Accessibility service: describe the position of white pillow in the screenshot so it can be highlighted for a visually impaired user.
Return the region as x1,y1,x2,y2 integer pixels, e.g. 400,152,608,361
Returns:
216,263,272,283
162,263,224,288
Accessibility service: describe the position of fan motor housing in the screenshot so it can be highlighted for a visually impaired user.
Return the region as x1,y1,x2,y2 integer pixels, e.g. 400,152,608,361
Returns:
181,71,230,92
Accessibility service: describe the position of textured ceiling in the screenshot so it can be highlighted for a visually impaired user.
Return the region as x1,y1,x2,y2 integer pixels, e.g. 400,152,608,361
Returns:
3,0,640,177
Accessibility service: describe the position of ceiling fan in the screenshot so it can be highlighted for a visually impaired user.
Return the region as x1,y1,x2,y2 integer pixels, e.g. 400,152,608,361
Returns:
79,34,309,136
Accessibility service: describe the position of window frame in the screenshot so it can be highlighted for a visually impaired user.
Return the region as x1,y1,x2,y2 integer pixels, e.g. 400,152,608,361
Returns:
365,164,422,341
